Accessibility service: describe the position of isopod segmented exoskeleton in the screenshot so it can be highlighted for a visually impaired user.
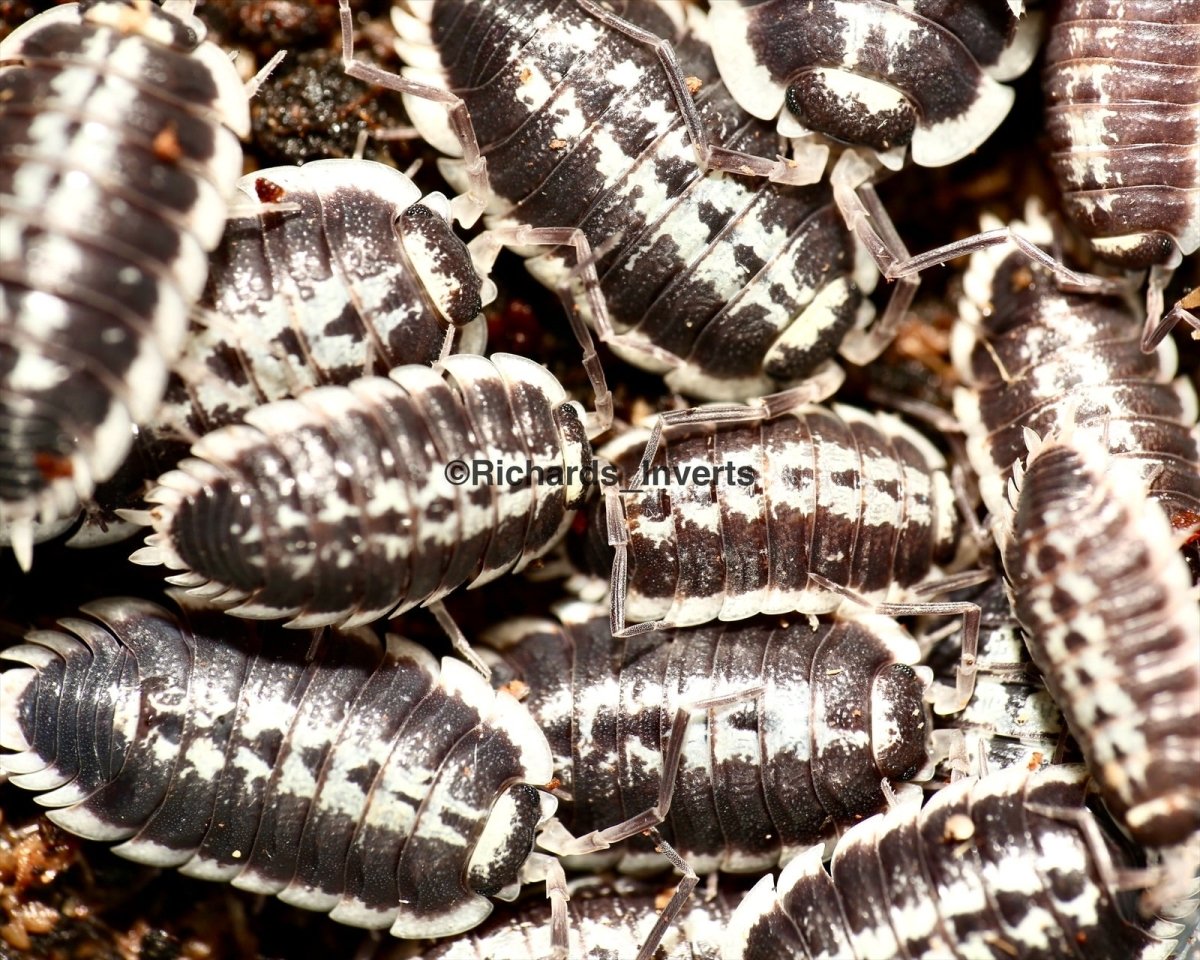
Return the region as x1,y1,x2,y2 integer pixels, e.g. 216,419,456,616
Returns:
3,157,495,556
576,401,978,679
1044,0,1200,345
162,157,491,440
424,878,732,960
723,765,1189,960
926,576,1068,780
379,0,891,402
482,603,933,877
1001,430,1200,856
709,0,1041,172
952,204,1200,527
0,592,562,940
130,351,599,631
0,0,255,568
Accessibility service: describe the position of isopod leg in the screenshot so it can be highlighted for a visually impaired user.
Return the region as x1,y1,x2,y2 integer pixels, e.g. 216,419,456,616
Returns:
470,227,613,436
575,0,814,186
338,0,489,227
1145,265,1200,352
245,50,286,101
830,152,1124,302
809,572,981,716
426,600,492,680
635,828,699,960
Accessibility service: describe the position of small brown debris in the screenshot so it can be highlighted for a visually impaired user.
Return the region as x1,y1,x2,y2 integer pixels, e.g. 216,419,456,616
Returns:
684,75,702,95
254,177,288,204
152,122,183,163
549,138,568,150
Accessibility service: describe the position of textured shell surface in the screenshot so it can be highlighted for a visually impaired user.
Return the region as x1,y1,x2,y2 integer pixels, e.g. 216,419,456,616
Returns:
133,352,593,629
952,207,1200,524
0,0,249,552
0,591,556,940
162,157,490,439
1044,0,1200,268
391,0,878,401
483,605,931,876
928,577,1067,779
723,764,1183,960
1002,432,1200,848
709,0,1039,168
583,402,964,629
2,157,492,554
425,879,731,959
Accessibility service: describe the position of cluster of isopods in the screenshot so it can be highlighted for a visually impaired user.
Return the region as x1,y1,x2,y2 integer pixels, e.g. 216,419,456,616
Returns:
0,1,1198,958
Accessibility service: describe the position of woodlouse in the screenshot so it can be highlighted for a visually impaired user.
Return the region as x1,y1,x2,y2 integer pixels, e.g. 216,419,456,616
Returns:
161,157,491,439
579,402,975,670
3,157,493,556
380,0,891,402
0,592,561,940
483,603,933,877
709,0,1040,172
0,0,252,568
1001,430,1200,852
1044,0,1200,345
724,765,1188,960
952,206,1200,526
425,878,731,960
129,352,599,630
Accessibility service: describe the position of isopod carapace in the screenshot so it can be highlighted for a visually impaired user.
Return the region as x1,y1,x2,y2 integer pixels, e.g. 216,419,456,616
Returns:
132,352,596,630
483,603,934,876
0,591,560,940
578,402,968,634
167,157,492,439
952,204,1200,525
709,0,1041,170
0,0,251,566
1044,0,1200,345
425,878,732,960
1001,431,1200,851
383,0,880,402
723,764,1188,960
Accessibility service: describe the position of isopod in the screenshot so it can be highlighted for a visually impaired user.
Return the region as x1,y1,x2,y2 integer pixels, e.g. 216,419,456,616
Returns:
709,0,1040,171
1001,430,1200,851
130,352,600,631
425,878,732,960
379,0,892,402
0,592,562,940
0,0,255,568
952,204,1200,526
483,602,933,876
723,764,1187,960
1044,0,1200,345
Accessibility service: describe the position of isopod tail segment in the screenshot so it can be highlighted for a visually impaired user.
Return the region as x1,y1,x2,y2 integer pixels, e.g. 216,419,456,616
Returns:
536,684,764,960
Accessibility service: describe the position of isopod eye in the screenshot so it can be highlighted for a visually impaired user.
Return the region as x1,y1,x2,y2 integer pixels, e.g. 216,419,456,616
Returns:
398,202,485,328
466,783,542,897
785,69,917,152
